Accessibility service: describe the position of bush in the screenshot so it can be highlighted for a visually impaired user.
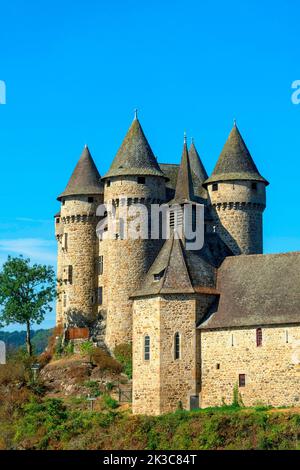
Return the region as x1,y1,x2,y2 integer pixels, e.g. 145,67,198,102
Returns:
79,341,94,358
102,394,119,409
113,343,132,379
90,348,122,373
0,362,25,386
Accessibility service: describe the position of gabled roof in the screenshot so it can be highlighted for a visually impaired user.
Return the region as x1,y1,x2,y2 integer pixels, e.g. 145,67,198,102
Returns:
204,124,269,186
199,251,300,329
131,232,230,298
103,116,165,179
57,146,103,200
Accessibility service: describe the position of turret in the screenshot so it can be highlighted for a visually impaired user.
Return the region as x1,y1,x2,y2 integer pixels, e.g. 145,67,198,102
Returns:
204,123,269,255
55,145,103,326
102,113,167,349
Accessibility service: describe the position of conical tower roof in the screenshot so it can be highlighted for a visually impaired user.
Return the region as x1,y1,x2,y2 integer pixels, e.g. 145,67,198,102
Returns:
103,115,165,179
189,140,208,199
172,137,196,204
204,124,269,186
189,141,208,182
57,145,103,200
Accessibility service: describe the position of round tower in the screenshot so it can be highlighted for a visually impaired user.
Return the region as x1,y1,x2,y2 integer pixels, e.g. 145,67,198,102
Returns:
56,145,103,326
102,115,166,349
204,124,269,255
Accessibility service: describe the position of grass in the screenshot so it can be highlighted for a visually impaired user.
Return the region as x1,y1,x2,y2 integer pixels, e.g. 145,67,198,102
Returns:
1,393,300,450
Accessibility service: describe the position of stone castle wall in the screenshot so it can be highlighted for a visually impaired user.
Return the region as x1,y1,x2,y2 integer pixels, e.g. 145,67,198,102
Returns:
200,325,300,408
103,175,166,349
132,294,216,415
207,181,266,255
56,195,102,325
132,296,161,415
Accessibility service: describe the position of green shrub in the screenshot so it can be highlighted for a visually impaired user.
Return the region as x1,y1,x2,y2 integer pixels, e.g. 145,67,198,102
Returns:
84,380,101,397
113,343,132,379
79,341,94,357
103,394,119,409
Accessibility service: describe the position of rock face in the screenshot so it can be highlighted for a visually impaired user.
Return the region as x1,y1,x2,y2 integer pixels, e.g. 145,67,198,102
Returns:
40,355,129,397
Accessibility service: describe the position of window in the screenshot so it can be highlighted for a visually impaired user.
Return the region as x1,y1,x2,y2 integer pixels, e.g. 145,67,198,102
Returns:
63,294,67,308
63,233,68,250
56,218,60,224
153,269,165,282
106,180,111,187
286,330,289,344
144,335,150,361
212,183,218,191
174,332,180,360
63,265,72,283
62,199,65,206
239,374,246,387
97,287,103,305
137,176,145,184
88,196,94,203
216,363,220,370
256,328,262,347
97,256,103,275
252,182,257,191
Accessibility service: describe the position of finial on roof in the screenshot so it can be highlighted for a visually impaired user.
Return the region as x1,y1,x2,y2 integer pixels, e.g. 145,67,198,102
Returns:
184,131,187,144
134,108,138,120
233,118,237,127
84,144,88,148
191,137,194,145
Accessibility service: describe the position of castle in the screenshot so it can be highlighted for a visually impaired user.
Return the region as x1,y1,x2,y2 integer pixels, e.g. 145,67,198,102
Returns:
55,114,300,415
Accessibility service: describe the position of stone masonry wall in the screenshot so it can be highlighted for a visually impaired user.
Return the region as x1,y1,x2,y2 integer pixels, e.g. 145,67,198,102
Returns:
104,175,166,349
200,325,300,408
56,195,102,325
132,294,215,415
207,181,266,255
132,297,161,415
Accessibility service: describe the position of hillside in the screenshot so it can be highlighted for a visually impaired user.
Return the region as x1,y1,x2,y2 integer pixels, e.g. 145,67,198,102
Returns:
1,335,299,450
0,329,53,354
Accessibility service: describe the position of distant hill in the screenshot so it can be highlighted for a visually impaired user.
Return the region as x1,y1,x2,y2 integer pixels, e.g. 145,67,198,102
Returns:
0,329,53,354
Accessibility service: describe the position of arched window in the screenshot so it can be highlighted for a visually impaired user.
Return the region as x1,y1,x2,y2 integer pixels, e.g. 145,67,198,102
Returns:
174,332,180,360
256,328,262,347
144,335,150,361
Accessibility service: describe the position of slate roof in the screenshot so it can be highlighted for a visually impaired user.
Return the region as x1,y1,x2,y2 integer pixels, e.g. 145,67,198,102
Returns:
132,232,232,298
170,141,196,204
189,142,208,199
103,117,165,179
204,124,269,186
57,146,103,200
159,163,179,190
199,252,300,329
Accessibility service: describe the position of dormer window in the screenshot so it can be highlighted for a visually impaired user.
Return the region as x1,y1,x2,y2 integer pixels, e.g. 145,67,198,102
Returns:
153,269,165,281
137,176,145,184
212,183,218,192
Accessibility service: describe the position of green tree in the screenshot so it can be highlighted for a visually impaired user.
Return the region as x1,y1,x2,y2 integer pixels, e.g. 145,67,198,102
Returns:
0,256,56,355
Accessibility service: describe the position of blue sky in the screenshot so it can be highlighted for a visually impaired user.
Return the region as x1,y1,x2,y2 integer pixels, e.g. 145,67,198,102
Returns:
0,0,300,329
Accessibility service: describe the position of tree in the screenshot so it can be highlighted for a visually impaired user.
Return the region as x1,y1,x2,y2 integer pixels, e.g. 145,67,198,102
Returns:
0,256,56,355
